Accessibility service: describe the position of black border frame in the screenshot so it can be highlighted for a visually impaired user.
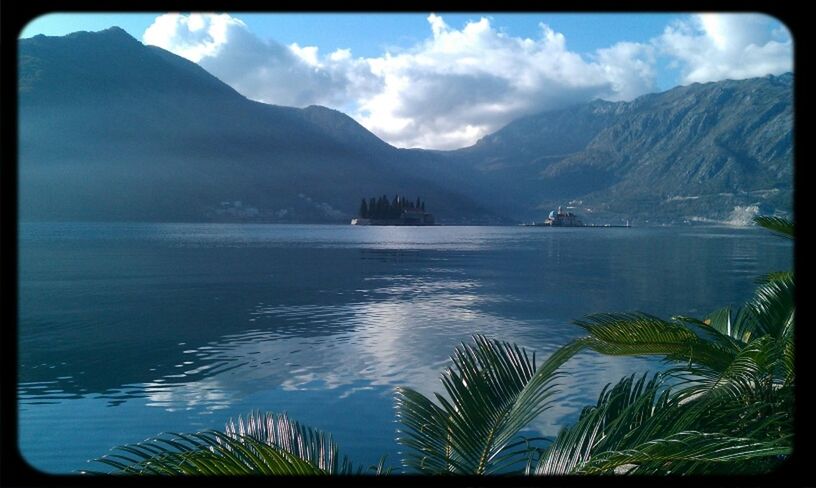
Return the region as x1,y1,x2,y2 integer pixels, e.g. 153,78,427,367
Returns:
2,2,809,487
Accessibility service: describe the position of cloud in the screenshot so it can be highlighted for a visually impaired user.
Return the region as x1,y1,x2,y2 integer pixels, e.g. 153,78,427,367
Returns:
143,13,242,63
143,13,379,108
142,13,791,150
657,14,792,84
352,16,649,149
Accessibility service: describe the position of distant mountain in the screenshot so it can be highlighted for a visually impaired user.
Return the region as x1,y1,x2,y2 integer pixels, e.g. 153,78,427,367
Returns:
18,28,793,225
443,74,793,224
18,27,501,223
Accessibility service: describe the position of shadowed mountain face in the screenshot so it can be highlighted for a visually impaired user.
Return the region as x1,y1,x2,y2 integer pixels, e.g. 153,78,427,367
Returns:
443,74,793,223
18,28,792,224
18,28,500,224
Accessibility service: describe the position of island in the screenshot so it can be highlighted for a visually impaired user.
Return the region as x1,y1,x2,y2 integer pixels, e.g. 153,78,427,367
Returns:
523,206,630,227
351,195,435,225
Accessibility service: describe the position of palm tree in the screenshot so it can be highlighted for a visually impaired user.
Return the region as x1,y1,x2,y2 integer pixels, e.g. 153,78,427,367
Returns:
527,215,794,474
394,335,582,474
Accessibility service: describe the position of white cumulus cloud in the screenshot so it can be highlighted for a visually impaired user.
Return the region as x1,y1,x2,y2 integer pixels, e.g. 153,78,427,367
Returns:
142,12,792,150
352,15,653,149
143,13,378,109
657,13,792,84
143,13,241,63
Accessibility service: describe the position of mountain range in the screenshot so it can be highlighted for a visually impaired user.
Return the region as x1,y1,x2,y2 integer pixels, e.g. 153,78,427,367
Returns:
18,27,793,225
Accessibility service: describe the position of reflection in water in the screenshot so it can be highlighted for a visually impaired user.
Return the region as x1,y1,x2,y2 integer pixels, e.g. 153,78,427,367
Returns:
18,223,792,472
143,377,232,412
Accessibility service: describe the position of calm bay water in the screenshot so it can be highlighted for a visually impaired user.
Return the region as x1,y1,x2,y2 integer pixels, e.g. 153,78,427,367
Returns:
18,223,793,474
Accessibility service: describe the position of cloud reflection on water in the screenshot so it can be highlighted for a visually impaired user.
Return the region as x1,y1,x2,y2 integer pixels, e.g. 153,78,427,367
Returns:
18,223,792,472
120,266,658,441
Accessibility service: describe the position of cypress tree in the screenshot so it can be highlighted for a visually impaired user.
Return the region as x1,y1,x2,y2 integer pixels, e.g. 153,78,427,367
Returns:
359,198,368,218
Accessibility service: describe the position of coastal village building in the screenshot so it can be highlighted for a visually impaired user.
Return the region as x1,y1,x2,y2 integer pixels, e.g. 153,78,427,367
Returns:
542,206,583,226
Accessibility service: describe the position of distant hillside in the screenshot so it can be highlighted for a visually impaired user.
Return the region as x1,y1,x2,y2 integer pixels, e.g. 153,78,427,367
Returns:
443,74,793,224
18,28,792,225
18,27,501,224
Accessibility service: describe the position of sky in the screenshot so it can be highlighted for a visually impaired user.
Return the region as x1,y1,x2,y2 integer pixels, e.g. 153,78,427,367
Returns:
20,12,793,150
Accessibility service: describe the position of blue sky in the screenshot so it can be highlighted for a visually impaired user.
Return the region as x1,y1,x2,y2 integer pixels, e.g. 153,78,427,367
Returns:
21,13,683,86
20,13,793,150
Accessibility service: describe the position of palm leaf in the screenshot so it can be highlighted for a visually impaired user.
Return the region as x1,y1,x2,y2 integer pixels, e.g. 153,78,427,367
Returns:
753,216,793,239
395,335,583,474
692,306,756,343
224,411,354,474
755,270,793,285
535,371,791,476
577,431,791,475
574,313,738,373
85,430,327,475
534,373,673,475
668,336,776,404
747,272,794,340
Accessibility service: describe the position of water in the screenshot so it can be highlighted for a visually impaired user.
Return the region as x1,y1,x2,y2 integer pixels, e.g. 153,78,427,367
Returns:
17,223,793,474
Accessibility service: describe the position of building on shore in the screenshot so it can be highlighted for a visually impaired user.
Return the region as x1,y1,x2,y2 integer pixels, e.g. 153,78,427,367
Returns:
541,206,584,226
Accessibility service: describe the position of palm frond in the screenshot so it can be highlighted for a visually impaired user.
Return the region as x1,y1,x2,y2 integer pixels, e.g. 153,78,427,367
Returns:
577,431,791,475
754,216,793,239
535,370,791,476
534,373,672,475
395,335,583,474
781,338,794,386
85,431,326,475
754,270,793,285
574,313,738,372
86,412,388,475
747,273,794,340
224,411,353,474
692,306,755,343
668,336,776,404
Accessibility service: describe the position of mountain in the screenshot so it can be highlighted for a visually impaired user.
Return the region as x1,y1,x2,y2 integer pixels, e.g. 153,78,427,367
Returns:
18,27,501,223
443,74,793,224
18,28,793,225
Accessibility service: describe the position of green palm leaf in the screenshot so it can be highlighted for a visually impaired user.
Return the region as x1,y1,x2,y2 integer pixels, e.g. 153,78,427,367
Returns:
535,372,790,476
692,306,755,343
85,431,327,475
753,216,793,239
395,335,583,474
534,373,673,475
86,412,389,475
574,313,739,372
668,336,778,404
577,431,791,475
755,270,793,285
224,411,356,474
747,272,794,340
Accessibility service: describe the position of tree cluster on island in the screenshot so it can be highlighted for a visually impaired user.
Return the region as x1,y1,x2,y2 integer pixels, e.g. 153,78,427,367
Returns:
359,195,426,219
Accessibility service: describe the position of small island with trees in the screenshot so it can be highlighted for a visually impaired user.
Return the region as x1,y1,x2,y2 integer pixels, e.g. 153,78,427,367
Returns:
351,194,435,225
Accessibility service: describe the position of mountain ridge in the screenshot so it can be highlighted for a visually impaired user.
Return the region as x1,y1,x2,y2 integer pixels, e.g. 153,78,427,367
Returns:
18,27,793,225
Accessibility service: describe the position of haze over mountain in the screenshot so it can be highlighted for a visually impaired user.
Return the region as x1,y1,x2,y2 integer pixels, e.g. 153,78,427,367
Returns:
444,73,793,224
18,28,793,224
19,27,500,224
